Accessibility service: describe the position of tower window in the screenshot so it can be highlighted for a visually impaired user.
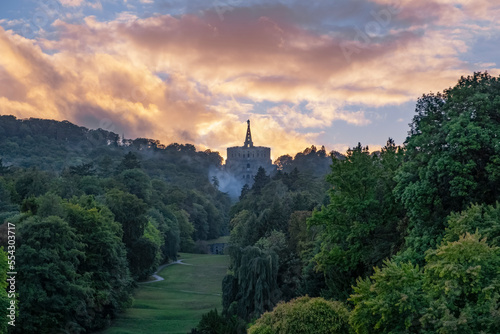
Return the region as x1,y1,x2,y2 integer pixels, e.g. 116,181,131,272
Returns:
247,163,250,168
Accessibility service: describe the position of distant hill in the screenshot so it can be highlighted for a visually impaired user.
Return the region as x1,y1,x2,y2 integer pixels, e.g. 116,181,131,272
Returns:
0,115,223,187
0,115,341,193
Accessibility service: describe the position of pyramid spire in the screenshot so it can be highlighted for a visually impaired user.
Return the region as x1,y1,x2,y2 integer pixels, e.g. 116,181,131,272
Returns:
244,119,253,148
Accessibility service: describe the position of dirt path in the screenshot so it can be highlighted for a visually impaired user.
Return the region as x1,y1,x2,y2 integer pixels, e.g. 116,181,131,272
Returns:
139,259,191,284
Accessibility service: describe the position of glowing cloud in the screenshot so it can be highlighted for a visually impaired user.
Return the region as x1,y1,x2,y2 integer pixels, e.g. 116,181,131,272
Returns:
0,0,499,158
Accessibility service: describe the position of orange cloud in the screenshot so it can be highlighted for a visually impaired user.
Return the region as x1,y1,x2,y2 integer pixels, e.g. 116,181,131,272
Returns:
0,25,314,159
1,2,499,160
45,9,488,106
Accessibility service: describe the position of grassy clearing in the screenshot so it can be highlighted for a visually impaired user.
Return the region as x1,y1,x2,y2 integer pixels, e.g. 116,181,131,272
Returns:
101,253,229,334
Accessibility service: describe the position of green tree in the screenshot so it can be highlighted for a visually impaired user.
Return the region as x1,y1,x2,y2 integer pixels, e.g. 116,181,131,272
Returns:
128,237,159,280
249,296,350,334
309,140,405,300
252,167,270,195
349,261,425,334
119,168,152,203
97,155,114,176
421,233,500,333
105,188,148,247
349,233,500,334
255,230,287,260
274,154,293,171
148,207,180,261
69,162,95,176
193,308,246,334
0,178,18,222
229,210,257,248
173,207,195,252
78,175,103,196
117,151,141,171
13,168,51,203
395,72,500,262
239,184,250,200
288,211,313,254
64,196,133,329
1,248,10,334
143,219,164,268
223,246,280,321
105,188,150,278
190,202,209,240
16,216,91,333
443,202,500,246
37,192,64,218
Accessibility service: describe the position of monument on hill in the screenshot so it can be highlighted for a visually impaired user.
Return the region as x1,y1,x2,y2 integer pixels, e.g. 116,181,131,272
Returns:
225,120,274,185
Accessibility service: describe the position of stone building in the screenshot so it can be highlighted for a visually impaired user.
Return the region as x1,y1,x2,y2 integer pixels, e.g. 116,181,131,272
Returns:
225,120,274,185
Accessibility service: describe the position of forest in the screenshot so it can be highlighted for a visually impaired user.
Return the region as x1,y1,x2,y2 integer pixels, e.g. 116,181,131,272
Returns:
196,72,500,334
1,72,500,334
0,116,233,333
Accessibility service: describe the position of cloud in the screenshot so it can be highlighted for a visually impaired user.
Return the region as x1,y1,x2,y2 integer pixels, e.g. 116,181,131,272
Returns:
59,0,86,7
1,1,500,159
0,19,25,28
267,102,371,129
0,25,313,159
46,8,486,107
87,1,103,10
59,0,102,10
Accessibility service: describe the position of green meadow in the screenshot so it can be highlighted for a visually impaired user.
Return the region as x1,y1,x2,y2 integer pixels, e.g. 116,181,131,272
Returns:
102,253,229,334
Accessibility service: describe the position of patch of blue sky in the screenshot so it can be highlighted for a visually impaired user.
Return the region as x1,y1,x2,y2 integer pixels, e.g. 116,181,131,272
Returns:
461,35,500,70
315,100,415,149
248,100,279,116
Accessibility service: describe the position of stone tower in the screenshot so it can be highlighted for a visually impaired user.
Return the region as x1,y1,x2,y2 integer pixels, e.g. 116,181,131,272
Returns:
225,120,274,185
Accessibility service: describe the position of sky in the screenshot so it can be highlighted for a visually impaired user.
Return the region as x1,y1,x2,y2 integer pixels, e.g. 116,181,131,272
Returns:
0,0,499,160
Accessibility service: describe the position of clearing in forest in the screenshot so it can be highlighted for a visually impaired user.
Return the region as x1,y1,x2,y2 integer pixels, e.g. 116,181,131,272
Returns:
101,252,229,334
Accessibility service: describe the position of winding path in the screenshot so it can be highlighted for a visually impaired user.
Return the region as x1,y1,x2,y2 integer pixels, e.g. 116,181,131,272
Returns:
139,259,191,284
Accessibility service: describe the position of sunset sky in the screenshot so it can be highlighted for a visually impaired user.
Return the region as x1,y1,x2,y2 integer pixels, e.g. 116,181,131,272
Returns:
1,0,499,160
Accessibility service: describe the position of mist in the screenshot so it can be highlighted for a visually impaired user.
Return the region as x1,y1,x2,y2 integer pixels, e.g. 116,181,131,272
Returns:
208,166,245,199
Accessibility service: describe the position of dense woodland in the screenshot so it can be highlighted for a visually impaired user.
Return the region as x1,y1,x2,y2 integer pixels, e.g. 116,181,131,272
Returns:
194,72,500,334
1,72,500,333
0,118,235,333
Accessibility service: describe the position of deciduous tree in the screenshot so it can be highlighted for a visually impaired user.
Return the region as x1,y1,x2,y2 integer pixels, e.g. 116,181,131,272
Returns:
395,72,500,262
249,296,350,334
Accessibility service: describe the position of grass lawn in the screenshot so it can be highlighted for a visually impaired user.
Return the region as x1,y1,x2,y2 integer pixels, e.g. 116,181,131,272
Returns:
101,253,229,334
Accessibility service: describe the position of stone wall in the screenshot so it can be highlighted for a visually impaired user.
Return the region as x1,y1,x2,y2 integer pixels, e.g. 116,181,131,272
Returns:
226,146,274,185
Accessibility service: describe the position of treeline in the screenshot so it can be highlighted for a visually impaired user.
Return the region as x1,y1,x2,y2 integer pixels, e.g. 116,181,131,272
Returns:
274,144,344,177
0,118,231,333
193,72,500,333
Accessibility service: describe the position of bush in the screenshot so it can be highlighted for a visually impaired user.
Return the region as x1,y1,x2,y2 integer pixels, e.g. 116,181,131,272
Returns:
248,296,350,334
191,309,246,334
